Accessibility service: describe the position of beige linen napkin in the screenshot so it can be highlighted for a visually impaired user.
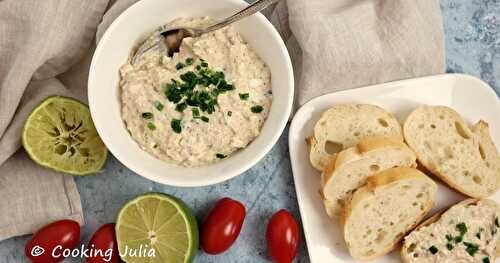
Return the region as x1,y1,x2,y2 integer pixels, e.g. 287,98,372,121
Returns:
266,0,446,106
0,0,109,240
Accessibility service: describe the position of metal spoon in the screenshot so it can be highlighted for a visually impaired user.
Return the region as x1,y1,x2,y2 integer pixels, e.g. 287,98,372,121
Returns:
132,0,281,64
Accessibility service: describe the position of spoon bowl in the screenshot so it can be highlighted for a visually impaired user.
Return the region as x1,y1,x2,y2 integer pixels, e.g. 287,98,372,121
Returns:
131,0,280,63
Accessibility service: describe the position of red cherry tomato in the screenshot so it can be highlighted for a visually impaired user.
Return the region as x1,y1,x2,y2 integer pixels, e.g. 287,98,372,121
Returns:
86,223,119,263
266,210,300,263
25,219,80,263
201,197,246,254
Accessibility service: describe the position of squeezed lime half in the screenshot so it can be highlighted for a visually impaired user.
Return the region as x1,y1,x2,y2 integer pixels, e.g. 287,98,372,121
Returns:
22,96,107,175
116,193,199,263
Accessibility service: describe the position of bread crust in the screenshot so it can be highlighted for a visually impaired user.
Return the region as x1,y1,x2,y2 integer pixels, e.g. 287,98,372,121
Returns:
322,136,417,218
403,106,500,198
343,167,437,260
308,104,403,171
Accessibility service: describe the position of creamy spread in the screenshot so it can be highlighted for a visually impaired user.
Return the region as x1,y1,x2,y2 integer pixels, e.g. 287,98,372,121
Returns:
404,200,500,263
120,17,272,167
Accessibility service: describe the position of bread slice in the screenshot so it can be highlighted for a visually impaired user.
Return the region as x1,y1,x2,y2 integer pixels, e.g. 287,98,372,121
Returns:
308,104,403,171
342,167,437,260
321,136,417,217
401,199,500,263
404,105,500,198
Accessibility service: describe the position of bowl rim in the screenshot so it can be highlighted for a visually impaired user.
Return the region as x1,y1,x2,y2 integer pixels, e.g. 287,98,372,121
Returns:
88,0,294,187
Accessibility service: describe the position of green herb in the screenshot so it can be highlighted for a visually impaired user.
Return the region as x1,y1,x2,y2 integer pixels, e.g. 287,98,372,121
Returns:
463,242,479,256
216,153,226,159
456,223,467,236
162,61,236,125
495,217,499,228
180,71,198,87
192,108,200,118
175,102,188,112
476,228,484,239
147,122,156,131
251,105,263,113
171,119,182,133
142,112,153,119
446,243,453,250
153,101,164,111
492,227,497,236
176,62,185,70
454,236,463,243
239,93,250,100
428,246,438,254
164,81,183,103
483,257,491,263
227,111,232,117
218,81,234,92
445,234,453,242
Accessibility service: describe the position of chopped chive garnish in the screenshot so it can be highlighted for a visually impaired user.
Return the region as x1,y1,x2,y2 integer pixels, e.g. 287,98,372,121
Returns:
142,112,153,119
456,223,467,236
161,61,240,126
446,243,453,250
251,105,263,113
147,122,156,130
216,153,226,159
495,217,499,227
153,101,164,111
239,93,250,100
445,234,453,242
483,257,490,263
175,102,187,112
171,119,182,133
192,108,200,117
463,242,479,256
476,228,484,239
429,246,438,254
176,62,185,70
227,111,232,117
454,236,463,243
491,227,497,236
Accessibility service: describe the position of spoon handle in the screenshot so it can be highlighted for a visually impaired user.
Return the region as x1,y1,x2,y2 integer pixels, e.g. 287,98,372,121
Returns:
204,0,282,33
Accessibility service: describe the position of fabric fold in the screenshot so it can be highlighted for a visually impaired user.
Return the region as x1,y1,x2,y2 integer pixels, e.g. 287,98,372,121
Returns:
0,0,109,241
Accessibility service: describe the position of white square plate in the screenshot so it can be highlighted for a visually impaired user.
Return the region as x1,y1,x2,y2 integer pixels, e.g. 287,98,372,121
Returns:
288,74,500,263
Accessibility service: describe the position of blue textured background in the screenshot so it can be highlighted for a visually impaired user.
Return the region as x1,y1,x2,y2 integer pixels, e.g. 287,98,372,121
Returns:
1,1,499,262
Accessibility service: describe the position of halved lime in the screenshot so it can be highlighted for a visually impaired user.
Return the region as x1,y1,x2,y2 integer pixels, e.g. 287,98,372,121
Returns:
22,96,107,175
116,193,199,263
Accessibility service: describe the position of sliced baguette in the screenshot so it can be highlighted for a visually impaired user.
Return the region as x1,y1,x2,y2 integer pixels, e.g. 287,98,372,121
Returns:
322,136,417,217
342,167,437,260
401,199,500,263
308,104,403,171
404,105,500,198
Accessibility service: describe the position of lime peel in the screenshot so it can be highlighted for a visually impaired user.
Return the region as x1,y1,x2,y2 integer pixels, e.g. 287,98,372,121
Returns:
116,193,199,263
22,96,107,175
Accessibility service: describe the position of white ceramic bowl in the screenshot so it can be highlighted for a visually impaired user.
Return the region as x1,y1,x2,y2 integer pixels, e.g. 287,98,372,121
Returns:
88,0,294,187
